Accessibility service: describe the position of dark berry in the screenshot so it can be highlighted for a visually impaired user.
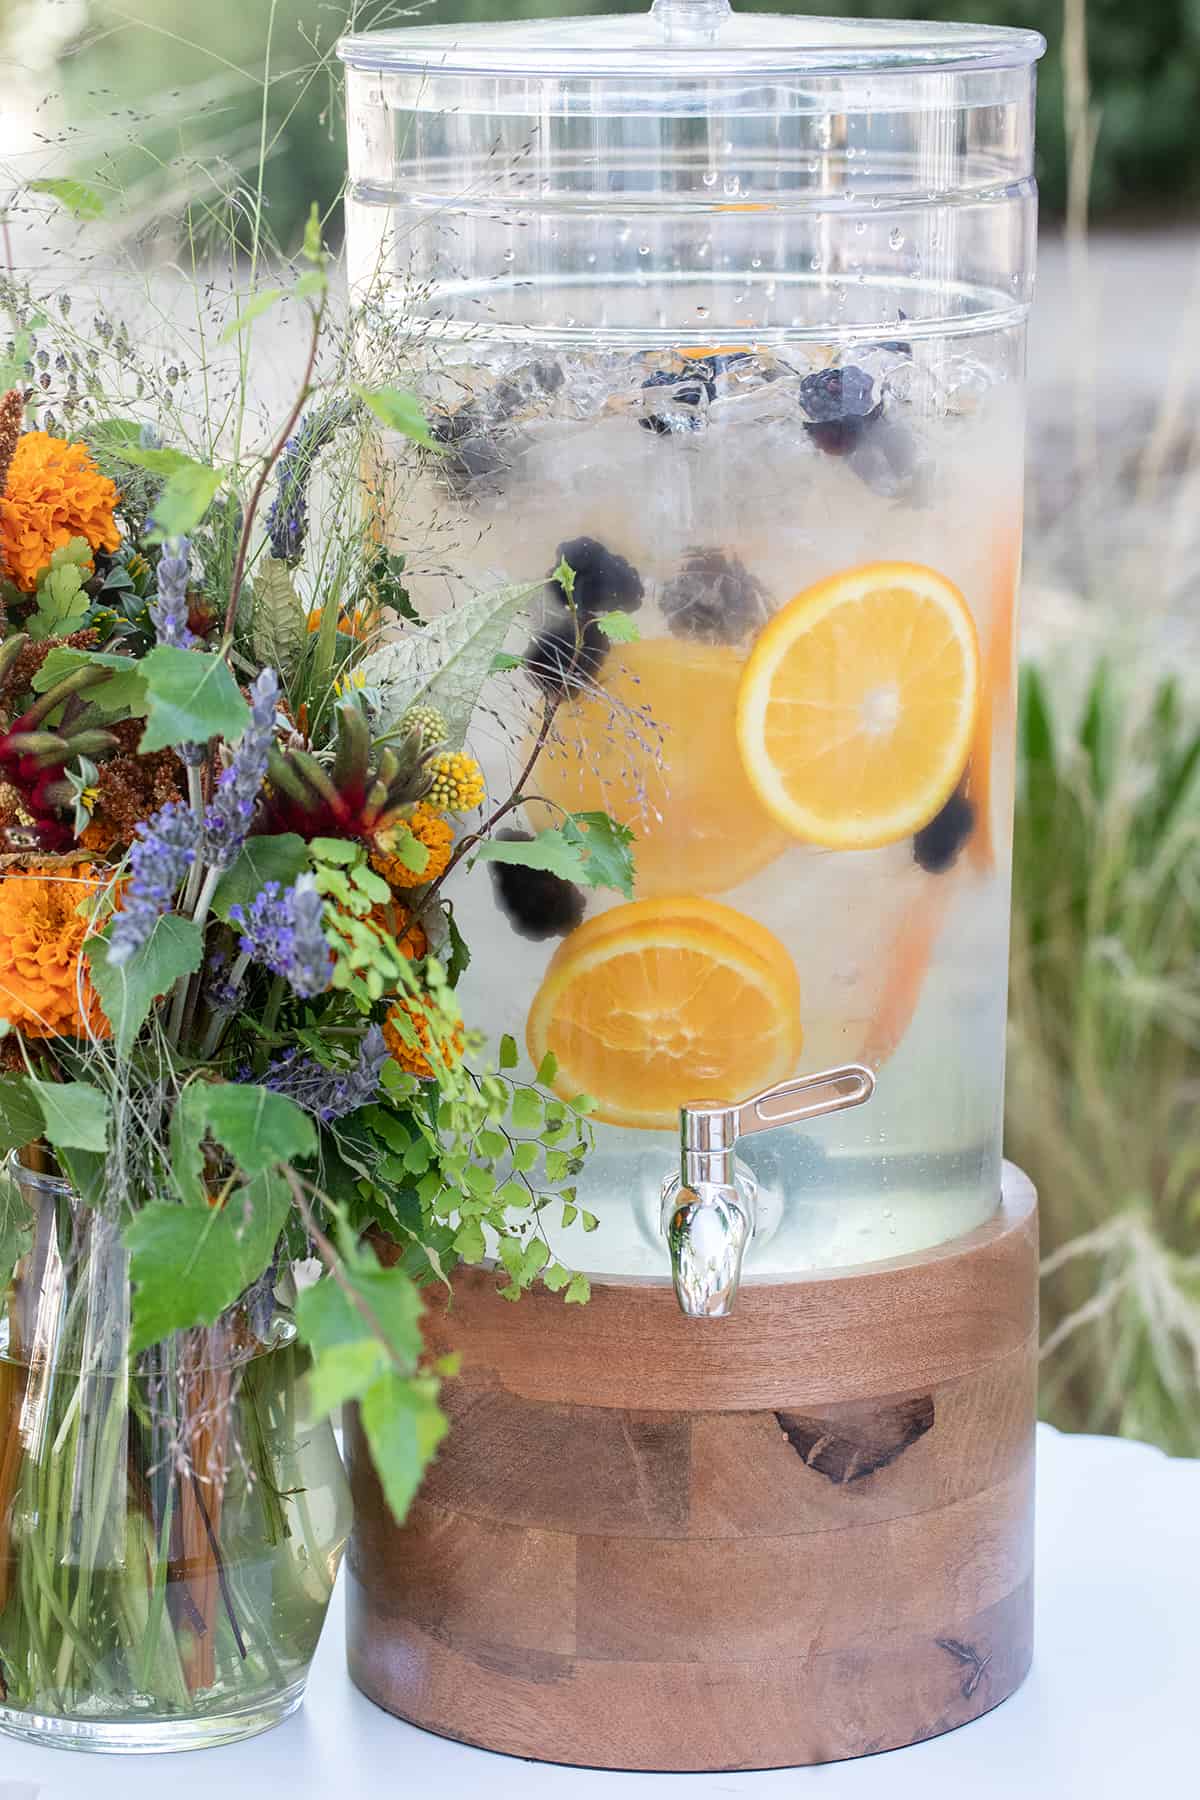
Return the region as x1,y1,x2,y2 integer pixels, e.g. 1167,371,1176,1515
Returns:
430,403,505,485
523,608,609,700
639,365,715,435
799,365,882,455
551,537,644,617
913,788,975,873
489,830,586,941
661,547,770,645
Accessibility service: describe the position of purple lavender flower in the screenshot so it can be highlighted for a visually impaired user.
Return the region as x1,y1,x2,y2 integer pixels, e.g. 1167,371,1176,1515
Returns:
261,1025,389,1122
149,539,196,650
107,800,199,965
228,873,331,999
202,668,279,870
265,398,357,565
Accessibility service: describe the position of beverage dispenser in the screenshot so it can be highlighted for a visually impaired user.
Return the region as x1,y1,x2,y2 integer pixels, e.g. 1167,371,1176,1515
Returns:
340,6,1044,1769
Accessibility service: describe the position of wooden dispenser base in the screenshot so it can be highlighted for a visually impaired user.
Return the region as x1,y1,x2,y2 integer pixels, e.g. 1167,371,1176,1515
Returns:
346,1164,1037,1772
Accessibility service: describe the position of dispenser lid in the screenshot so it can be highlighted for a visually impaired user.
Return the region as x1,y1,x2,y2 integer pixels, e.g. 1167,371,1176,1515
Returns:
337,9,1045,81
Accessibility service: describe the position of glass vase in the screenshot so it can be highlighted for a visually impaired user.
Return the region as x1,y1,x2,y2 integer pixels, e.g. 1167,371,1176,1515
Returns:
0,1156,351,1754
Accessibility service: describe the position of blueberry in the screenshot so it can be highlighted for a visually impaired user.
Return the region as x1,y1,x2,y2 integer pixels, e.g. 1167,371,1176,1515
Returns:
661,547,770,645
913,788,975,873
430,403,505,485
523,608,609,700
489,829,586,941
799,365,882,456
551,537,644,617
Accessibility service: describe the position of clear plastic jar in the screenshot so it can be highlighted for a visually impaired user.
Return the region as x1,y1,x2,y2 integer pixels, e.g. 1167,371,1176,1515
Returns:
340,7,1044,1280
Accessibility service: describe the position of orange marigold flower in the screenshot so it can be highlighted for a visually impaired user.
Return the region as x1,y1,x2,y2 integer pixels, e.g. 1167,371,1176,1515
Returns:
383,992,464,1079
0,431,120,592
370,803,454,890
306,605,379,640
0,862,112,1039
368,897,428,962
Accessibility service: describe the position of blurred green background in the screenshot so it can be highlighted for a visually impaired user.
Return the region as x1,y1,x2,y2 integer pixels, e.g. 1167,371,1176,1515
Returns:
35,0,1200,248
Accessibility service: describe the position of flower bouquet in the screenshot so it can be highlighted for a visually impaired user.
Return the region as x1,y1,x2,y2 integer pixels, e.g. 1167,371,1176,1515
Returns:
0,211,628,1752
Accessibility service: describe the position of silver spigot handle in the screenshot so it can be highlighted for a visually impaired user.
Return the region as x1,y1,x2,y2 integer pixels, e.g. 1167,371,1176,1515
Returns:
663,1062,876,1318
736,1065,875,1139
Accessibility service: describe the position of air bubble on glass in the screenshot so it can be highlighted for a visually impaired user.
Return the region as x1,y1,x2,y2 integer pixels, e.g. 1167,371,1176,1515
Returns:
889,227,905,250
701,170,718,188
723,175,741,197
750,256,762,269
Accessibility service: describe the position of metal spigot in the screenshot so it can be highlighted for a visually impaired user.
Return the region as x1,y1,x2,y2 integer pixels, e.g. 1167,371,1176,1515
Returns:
661,1063,875,1318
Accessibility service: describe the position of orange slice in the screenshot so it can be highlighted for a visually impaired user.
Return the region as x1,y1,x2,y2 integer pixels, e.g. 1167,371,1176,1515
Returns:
530,638,788,898
966,517,1023,874
736,562,980,851
526,896,802,1130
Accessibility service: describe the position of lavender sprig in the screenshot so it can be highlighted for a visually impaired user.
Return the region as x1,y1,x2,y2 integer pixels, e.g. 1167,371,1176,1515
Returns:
260,1025,389,1122
229,873,331,999
202,668,279,871
265,397,357,565
148,538,197,649
108,800,199,966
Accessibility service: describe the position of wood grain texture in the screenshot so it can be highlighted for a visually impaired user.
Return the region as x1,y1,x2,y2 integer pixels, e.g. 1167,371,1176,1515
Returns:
420,1165,1037,1412
347,1167,1038,1770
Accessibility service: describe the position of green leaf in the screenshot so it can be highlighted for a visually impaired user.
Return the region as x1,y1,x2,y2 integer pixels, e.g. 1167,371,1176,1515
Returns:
0,1169,33,1293
361,1372,448,1523
306,1336,390,1418
88,417,144,452
511,1088,543,1133
561,812,637,899
535,1050,558,1086
147,461,224,542
498,1034,519,1071
251,559,307,675
126,1169,292,1354
31,647,147,718
354,385,440,452
296,1256,424,1371
28,542,92,641
139,645,249,752
383,827,428,876
444,910,471,986
172,1083,316,1202
476,811,635,900
491,652,523,673
355,577,540,749
30,177,105,220
27,1079,109,1153
453,1218,485,1264
89,914,203,1056
565,1271,591,1304
594,611,640,644
310,837,359,866
218,286,287,344
475,827,589,884
0,1077,47,1155
301,202,325,265
211,835,308,923
111,445,198,478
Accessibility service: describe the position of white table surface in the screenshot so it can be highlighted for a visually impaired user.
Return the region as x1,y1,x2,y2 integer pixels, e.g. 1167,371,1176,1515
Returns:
3,1424,1196,1800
